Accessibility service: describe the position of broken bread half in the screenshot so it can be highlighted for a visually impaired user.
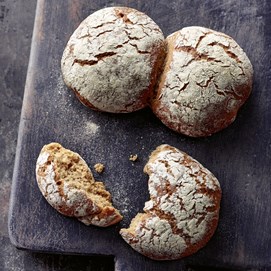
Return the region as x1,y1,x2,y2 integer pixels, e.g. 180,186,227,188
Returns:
35,142,122,227
120,144,221,260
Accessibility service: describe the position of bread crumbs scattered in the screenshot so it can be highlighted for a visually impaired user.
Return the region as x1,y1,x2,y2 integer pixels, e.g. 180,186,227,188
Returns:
94,163,105,173
129,154,138,162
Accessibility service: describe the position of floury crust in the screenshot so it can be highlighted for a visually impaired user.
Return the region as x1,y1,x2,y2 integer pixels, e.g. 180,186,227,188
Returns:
61,7,166,113
152,26,253,137
120,144,221,260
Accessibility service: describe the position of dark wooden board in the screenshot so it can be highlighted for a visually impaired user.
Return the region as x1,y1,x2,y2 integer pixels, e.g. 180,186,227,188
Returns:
8,0,271,270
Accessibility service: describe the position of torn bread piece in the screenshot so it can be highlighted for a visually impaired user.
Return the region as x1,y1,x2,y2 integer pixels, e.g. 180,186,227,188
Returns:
120,144,221,260
35,142,122,227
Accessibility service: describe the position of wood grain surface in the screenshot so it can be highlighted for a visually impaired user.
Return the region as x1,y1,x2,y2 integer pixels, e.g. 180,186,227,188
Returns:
8,0,271,270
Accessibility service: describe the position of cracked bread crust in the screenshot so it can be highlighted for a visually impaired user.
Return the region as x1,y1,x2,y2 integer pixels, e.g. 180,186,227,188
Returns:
151,26,253,137
61,7,166,113
35,143,122,227
120,144,221,260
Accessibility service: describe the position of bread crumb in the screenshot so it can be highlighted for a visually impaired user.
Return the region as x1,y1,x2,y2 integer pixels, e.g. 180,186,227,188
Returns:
94,163,105,173
129,154,138,162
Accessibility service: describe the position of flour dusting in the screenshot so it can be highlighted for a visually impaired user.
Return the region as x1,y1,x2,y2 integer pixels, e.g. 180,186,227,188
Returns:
84,121,100,135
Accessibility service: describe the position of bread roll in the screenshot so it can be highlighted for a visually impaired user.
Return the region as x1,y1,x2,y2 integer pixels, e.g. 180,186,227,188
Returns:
61,7,166,113
151,26,253,137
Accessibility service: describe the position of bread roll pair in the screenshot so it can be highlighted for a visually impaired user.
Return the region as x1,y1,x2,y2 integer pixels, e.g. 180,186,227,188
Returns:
61,7,253,137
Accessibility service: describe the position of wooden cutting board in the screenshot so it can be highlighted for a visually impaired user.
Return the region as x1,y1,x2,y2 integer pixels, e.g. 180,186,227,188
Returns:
8,0,271,270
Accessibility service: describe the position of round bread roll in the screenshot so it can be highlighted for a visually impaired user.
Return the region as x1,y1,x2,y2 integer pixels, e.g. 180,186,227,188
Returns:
35,142,122,227
120,144,221,260
61,7,166,113
151,26,253,137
